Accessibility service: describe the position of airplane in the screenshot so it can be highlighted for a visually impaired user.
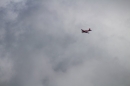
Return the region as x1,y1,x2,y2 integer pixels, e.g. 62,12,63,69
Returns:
81,28,92,34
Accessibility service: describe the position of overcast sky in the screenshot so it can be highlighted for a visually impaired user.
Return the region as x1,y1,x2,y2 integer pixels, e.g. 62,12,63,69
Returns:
0,0,130,86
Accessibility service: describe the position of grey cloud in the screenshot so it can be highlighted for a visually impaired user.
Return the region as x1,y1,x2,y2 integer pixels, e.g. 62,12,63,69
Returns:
0,0,130,86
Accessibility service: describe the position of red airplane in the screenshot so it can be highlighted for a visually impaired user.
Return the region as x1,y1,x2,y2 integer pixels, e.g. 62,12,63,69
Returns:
81,28,92,33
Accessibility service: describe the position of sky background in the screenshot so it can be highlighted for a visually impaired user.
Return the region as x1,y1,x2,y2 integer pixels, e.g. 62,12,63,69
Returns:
0,0,130,86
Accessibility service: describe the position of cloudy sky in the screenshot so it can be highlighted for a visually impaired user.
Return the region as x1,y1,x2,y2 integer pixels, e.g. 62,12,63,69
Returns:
0,0,130,86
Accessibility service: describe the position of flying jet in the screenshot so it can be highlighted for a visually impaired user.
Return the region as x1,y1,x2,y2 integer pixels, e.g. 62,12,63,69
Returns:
81,28,92,33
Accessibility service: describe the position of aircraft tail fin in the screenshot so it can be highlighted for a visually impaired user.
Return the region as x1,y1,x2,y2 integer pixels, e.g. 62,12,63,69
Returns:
88,28,92,31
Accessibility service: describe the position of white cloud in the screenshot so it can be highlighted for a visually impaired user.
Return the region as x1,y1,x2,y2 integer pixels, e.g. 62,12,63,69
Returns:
0,0,130,86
